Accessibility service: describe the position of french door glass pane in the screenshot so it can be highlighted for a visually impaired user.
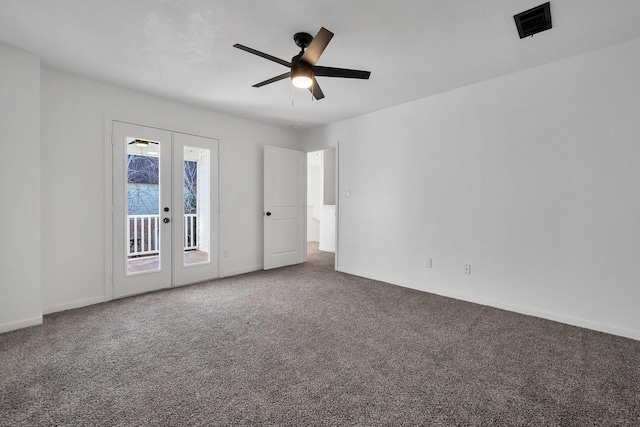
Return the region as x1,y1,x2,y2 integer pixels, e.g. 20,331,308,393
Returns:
126,138,161,274
183,146,210,266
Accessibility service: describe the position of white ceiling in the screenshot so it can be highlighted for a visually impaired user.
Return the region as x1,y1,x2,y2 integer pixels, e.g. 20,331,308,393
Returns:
2,0,640,130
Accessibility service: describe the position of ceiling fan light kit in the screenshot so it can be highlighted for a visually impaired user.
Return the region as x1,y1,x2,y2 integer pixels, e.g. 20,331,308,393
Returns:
291,61,313,89
233,27,371,100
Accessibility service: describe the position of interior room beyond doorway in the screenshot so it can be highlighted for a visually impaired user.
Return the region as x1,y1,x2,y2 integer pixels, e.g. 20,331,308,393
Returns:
307,149,336,261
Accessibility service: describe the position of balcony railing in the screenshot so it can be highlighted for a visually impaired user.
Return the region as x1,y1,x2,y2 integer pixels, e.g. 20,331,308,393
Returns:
184,214,197,250
128,214,197,257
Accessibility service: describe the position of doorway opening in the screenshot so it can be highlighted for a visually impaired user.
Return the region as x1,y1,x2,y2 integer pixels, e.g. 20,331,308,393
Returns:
306,148,336,265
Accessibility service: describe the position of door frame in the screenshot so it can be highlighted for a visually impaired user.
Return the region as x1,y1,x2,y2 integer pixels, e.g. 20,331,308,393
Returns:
104,115,221,301
335,141,340,270
304,142,340,271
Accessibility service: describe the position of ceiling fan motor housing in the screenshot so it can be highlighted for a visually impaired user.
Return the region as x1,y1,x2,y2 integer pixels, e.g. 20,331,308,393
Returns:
291,59,312,73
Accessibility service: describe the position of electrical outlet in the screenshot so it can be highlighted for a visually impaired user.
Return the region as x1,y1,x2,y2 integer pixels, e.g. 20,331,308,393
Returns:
464,264,471,275
426,258,432,268
224,249,229,257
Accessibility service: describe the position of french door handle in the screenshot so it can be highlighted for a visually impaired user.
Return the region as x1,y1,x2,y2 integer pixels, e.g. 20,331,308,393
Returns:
163,218,171,224
265,211,272,216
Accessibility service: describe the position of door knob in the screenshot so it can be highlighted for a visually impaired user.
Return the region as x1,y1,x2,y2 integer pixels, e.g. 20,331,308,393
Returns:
265,212,272,216
163,218,171,223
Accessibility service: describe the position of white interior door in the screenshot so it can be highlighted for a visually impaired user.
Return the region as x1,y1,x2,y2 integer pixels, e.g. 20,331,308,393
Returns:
264,145,305,270
112,121,218,298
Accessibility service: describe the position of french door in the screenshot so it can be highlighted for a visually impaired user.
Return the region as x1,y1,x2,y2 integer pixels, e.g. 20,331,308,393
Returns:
112,121,219,298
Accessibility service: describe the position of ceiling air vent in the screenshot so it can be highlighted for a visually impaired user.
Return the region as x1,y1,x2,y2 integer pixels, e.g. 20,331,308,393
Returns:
514,2,552,38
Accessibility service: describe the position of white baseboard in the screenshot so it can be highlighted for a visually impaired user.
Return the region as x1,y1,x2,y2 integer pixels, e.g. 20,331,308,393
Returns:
337,266,640,342
220,264,262,278
42,296,105,315
0,315,43,334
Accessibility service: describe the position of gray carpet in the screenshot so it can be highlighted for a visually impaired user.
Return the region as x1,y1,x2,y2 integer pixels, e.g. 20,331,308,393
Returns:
1,243,639,426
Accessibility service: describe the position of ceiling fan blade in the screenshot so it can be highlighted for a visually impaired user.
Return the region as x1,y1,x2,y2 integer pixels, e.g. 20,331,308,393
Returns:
233,44,291,67
252,72,291,88
301,27,334,66
314,66,371,79
309,78,325,100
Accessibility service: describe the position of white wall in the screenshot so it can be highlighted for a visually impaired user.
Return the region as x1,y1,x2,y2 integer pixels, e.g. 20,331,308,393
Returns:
40,67,298,314
307,151,323,208
0,42,42,332
323,148,336,205
303,37,640,340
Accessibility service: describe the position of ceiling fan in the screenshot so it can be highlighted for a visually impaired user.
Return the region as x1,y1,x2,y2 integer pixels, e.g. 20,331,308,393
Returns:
233,27,371,100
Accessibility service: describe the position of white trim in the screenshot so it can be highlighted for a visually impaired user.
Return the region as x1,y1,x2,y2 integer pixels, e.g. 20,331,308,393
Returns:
303,153,308,262
337,266,640,342
220,264,263,278
216,142,222,283
104,114,114,302
0,315,43,334
107,115,222,144
42,296,105,315
171,277,218,288
334,141,340,271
